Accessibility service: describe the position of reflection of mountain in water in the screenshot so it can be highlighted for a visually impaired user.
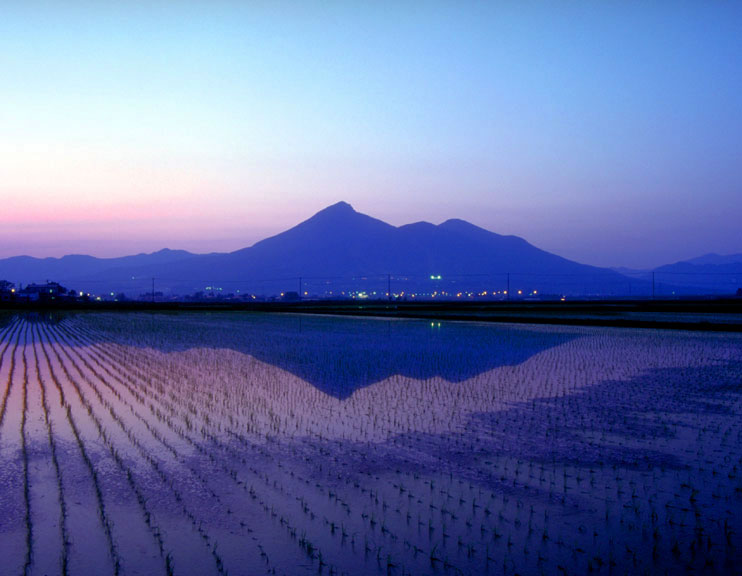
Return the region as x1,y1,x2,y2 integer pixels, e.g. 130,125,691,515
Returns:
81,313,581,399
245,318,581,399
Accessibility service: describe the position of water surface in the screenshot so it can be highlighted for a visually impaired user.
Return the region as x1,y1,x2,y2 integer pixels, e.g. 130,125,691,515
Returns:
0,312,739,575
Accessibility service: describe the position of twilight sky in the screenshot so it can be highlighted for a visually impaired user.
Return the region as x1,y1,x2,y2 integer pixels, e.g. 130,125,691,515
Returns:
1,1,739,269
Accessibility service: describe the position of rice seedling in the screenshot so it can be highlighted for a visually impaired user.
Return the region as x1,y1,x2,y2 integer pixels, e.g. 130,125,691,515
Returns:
0,311,738,575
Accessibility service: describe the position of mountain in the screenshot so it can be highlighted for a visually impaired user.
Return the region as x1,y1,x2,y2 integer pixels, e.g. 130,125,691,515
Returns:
0,249,195,294
611,253,742,296
0,202,650,298
682,253,742,267
656,254,742,275
125,201,636,297
651,254,742,295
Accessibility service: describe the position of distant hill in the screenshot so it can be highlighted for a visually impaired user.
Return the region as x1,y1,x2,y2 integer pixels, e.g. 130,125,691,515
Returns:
652,254,742,295
0,249,195,295
612,253,742,296
0,201,661,298
681,253,742,267
0,249,194,280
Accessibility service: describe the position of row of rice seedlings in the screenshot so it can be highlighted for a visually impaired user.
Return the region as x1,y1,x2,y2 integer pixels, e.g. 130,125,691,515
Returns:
0,318,22,435
66,319,483,574
38,322,214,576
58,322,219,458
60,320,328,576
14,318,306,572
63,313,742,574
61,319,380,575
456,363,742,573
77,316,434,440
45,321,215,573
35,323,123,575
152,350,545,571
104,320,728,446
21,321,73,576
287,442,523,574
72,315,493,440
0,316,20,371
52,323,272,575
67,318,620,572
0,320,30,576
59,319,280,553
83,318,692,448
20,323,34,575
56,320,324,575
62,323,215,445
216,324,732,571
30,322,70,575
77,320,742,440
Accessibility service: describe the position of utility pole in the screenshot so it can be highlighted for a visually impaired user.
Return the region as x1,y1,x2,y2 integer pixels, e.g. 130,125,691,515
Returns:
506,273,510,301
387,274,391,301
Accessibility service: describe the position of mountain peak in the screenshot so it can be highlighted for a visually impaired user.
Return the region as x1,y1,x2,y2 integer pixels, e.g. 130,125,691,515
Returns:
440,218,471,227
439,218,489,234
318,201,355,215
301,201,361,226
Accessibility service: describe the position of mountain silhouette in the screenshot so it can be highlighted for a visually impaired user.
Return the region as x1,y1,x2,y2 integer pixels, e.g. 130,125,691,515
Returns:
651,253,742,294
0,249,194,291
680,253,742,267
1,202,642,297
612,253,742,295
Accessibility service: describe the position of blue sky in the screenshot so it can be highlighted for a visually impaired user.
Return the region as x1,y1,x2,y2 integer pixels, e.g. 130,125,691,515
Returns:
0,1,739,268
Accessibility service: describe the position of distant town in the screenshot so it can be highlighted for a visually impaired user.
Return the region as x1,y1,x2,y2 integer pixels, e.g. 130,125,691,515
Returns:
2,278,741,308
0,280,100,303
0,278,544,304
0,279,280,304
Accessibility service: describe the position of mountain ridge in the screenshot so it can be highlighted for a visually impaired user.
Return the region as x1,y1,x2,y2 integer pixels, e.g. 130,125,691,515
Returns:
0,202,734,297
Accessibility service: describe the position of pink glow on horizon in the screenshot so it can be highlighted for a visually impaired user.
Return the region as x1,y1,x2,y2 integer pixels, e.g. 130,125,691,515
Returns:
0,217,272,259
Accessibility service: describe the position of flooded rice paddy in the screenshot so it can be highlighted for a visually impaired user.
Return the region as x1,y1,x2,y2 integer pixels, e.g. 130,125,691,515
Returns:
0,311,740,575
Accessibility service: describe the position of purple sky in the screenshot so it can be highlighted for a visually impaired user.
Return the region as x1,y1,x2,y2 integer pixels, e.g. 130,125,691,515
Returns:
1,2,739,269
